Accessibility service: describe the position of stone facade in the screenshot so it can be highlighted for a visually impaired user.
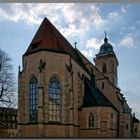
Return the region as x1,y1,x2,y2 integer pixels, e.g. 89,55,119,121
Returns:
132,114,140,137
132,122,140,137
79,107,118,137
18,17,132,137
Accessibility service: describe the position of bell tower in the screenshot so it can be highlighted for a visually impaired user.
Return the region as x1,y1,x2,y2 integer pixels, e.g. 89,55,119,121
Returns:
94,32,119,87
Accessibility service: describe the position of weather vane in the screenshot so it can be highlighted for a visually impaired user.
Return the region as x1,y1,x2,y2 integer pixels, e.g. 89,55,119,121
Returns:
104,31,108,43
104,31,107,38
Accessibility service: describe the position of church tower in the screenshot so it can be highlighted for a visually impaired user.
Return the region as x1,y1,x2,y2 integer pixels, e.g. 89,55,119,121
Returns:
94,32,119,87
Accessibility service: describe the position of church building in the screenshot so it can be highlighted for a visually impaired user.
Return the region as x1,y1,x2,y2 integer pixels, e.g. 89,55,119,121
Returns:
18,17,132,137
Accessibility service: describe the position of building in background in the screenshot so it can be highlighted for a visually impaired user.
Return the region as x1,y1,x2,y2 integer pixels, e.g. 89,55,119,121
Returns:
0,107,18,137
18,17,134,137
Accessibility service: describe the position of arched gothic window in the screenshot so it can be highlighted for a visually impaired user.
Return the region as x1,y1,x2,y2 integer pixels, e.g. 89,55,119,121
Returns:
102,64,107,73
88,113,94,128
126,124,129,129
29,76,38,122
48,76,61,122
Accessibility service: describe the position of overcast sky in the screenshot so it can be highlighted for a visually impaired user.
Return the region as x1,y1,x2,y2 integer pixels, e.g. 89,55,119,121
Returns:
0,3,140,119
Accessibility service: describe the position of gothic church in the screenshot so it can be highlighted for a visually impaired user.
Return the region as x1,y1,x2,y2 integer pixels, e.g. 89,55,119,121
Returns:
18,17,132,137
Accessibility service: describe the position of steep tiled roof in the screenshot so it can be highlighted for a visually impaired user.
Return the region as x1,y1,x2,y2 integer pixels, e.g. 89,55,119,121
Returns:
23,17,89,74
82,76,112,107
24,17,74,55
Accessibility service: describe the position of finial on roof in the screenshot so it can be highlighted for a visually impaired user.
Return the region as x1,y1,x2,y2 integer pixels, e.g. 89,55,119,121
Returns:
104,31,107,38
74,42,77,48
18,65,21,76
104,31,108,43
18,65,21,72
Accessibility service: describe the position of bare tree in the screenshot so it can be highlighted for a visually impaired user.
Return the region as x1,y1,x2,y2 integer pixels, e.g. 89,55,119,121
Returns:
0,48,16,107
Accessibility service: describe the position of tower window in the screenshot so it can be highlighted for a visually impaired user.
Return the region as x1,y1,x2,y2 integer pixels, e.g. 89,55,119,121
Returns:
29,76,38,122
48,76,61,122
101,82,104,89
126,124,129,129
88,113,94,128
102,64,107,73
